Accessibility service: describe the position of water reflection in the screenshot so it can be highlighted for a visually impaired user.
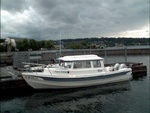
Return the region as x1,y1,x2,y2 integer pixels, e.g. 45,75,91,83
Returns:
25,81,131,113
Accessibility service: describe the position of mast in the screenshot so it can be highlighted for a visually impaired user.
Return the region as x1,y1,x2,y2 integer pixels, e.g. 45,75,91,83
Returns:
59,30,61,57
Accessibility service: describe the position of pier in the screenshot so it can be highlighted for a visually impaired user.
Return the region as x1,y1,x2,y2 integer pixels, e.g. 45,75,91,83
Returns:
0,66,31,91
1,46,150,66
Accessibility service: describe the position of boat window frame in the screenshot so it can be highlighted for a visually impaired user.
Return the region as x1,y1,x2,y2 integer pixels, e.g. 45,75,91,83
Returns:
92,60,102,68
73,60,92,69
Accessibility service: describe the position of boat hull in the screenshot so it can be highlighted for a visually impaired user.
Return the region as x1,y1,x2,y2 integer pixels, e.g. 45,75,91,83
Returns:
22,70,132,89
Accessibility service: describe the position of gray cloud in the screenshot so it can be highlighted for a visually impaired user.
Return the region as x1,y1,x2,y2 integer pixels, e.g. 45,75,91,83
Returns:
1,0,29,13
1,0,149,40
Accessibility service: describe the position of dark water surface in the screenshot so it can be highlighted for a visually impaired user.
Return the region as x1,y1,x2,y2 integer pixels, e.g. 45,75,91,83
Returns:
0,55,149,113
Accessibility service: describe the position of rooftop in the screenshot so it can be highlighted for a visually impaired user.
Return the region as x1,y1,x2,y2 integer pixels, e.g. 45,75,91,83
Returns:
58,54,103,61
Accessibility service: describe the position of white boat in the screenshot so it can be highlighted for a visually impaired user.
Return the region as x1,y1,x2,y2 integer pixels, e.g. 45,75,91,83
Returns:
22,54,132,89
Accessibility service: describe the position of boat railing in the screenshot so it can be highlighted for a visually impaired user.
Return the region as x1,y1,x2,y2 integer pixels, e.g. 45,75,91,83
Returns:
22,62,45,73
47,67,52,75
22,62,53,75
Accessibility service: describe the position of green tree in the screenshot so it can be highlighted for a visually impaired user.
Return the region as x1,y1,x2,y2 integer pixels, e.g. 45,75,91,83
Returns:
16,39,29,51
46,40,55,49
29,39,38,50
65,40,91,49
81,41,88,47
38,40,46,48
22,39,30,50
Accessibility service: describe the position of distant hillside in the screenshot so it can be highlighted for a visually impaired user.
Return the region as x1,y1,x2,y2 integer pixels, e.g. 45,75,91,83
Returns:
3,37,149,50
8,37,149,46
61,37,149,48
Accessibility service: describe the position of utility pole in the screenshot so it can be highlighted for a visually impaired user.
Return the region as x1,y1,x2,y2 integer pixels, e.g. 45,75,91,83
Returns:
59,30,62,57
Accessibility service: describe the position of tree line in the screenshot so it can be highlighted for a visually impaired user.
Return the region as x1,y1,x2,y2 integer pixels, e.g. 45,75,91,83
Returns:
0,37,149,52
0,39,55,52
17,39,55,51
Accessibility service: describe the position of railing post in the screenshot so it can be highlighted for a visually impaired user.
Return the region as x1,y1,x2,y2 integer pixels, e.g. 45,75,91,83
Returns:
28,51,30,63
37,51,38,63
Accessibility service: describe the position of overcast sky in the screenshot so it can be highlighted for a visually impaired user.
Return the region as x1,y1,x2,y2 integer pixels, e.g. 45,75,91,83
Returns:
1,0,149,40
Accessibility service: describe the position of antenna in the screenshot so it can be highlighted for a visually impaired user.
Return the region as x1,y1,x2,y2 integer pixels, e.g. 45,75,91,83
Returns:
59,30,61,57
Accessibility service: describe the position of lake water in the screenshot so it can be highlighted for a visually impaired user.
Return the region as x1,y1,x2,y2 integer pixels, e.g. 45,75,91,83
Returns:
0,55,149,113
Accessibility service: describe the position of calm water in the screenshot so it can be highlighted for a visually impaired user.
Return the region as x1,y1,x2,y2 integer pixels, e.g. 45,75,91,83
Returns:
0,55,150,113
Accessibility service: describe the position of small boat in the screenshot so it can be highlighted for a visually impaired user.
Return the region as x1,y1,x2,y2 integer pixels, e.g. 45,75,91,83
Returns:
22,54,132,89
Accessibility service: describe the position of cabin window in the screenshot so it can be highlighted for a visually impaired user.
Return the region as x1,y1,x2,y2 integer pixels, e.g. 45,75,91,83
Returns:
73,61,91,69
93,60,101,68
60,62,72,68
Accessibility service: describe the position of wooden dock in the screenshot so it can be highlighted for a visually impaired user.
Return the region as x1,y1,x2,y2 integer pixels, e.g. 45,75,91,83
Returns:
0,66,31,91
105,62,147,78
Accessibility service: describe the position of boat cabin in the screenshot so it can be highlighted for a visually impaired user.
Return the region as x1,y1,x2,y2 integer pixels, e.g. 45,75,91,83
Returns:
57,55,104,70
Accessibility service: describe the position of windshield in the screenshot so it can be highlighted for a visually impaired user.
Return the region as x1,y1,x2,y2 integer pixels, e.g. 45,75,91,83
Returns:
60,61,72,68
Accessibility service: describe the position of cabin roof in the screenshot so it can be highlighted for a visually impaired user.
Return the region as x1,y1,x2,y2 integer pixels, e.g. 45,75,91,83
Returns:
58,54,103,61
